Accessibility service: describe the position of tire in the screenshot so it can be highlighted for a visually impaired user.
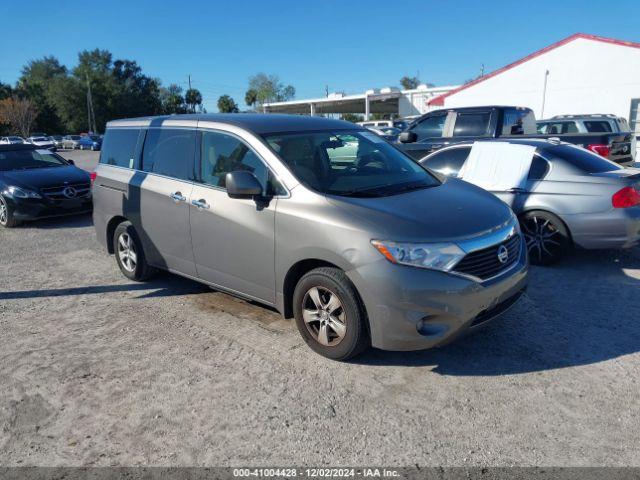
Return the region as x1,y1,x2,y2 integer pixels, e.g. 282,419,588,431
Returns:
0,195,18,228
519,211,570,265
293,267,369,360
113,221,157,281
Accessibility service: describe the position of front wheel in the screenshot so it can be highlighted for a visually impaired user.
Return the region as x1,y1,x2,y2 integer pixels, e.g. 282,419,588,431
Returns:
113,221,157,281
520,211,570,265
293,267,369,360
0,196,18,228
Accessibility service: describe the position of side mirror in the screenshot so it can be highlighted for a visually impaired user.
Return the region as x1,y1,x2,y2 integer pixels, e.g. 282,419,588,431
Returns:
226,171,263,198
399,131,417,143
66,159,75,165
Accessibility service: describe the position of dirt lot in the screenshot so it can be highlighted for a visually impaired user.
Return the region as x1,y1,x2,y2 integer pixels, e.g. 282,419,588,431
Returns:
1,150,639,466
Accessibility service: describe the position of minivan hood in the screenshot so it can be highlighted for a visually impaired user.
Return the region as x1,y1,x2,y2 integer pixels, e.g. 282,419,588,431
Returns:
1,166,89,190
327,178,513,243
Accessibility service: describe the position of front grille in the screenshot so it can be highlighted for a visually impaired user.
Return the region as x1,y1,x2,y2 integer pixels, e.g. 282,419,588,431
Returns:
40,182,91,200
454,234,521,281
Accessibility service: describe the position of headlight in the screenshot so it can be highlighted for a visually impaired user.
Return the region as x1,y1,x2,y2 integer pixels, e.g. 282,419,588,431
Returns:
371,240,465,272
5,186,42,199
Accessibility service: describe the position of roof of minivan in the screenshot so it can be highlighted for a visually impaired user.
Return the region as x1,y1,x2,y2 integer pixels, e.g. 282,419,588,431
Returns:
106,113,361,134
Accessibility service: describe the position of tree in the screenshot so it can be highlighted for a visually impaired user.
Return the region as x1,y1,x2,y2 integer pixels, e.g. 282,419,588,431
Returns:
160,84,187,114
17,56,67,134
185,88,203,113
340,113,364,123
0,81,11,100
246,73,295,108
244,89,258,108
0,96,38,137
399,76,420,90
217,95,239,113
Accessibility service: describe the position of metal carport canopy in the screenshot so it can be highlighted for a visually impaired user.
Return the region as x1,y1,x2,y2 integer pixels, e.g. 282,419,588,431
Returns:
263,92,400,116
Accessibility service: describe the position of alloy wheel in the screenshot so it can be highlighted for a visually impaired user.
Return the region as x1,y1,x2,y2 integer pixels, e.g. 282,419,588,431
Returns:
117,232,137,272
521,215,562,263
302,286,347,347
0,197,8,225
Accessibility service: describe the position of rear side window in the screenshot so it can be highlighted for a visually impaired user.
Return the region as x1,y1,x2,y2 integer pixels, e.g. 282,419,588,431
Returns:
142,128,196,181
411,114,447,138
502,109,537,135
528,155,550,180
551,144,621,173
453,112,490,137
583,121,612,133
100,129,140,168
421,147,471,176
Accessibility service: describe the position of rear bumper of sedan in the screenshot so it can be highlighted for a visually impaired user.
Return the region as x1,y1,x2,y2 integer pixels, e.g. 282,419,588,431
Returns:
347,241,529,351
562,207,640,249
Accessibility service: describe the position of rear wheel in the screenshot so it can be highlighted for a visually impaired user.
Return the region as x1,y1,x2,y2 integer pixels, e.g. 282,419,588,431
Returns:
293,267,369,360
0,196,18,228
520,211,570,265
113,221,157,281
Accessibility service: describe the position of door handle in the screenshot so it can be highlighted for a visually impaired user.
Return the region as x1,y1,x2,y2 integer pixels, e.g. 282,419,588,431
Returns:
170,191,186,202
508,188,527,194
191,199,210,210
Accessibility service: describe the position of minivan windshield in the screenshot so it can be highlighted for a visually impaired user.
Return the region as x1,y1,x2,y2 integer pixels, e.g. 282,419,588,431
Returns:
264,130,439,197
0,149,67,171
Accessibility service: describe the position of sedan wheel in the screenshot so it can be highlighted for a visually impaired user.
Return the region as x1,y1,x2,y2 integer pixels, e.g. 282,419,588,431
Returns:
0,196,17,228
520,211,570,265
302,286,347,346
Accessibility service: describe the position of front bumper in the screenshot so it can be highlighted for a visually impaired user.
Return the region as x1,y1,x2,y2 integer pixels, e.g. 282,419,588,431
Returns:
7,195,93,221
348,241,528,351
562,207,640,249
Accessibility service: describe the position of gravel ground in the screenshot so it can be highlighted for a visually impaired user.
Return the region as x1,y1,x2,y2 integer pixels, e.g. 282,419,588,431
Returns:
0,151,639,467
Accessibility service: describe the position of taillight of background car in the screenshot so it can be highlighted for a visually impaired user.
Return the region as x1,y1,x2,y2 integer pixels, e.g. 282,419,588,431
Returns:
587,144,611,158
90,171,97,186
612,186,640,208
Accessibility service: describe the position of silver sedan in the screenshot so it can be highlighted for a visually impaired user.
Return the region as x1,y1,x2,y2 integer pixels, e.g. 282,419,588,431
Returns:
420,139,640,264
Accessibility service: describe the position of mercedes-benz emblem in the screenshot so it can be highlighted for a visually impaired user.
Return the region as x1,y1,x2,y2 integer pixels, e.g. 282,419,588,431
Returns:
62,186,77,198
497,245,509,264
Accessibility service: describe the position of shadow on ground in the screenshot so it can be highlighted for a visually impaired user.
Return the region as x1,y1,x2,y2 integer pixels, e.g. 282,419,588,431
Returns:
0,273,210,301
355,248,640,375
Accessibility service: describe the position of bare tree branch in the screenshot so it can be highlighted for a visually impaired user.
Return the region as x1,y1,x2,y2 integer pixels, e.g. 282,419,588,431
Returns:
0,96,38,137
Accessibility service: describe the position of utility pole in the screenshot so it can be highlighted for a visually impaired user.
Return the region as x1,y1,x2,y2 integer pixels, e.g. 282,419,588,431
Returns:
325,85,329,97
188,74,192,90
541,70,550,118
480,64,485,77
86,76,96,133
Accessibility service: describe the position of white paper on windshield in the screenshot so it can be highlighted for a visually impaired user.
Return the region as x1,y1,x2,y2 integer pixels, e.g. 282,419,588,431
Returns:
36,149,53,155
458,142,536,191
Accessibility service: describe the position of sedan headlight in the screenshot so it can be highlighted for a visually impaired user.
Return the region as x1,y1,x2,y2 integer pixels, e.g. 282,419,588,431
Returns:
371,240,465,272
5,186,42,199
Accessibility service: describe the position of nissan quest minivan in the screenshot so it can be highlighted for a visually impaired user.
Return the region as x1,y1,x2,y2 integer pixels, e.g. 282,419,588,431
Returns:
93,114,528,360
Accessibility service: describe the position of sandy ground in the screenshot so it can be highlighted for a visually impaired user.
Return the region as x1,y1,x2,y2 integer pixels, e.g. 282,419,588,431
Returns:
0,151,639,467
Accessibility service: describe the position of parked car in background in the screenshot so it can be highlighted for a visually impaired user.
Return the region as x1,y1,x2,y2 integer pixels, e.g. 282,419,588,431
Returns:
367,126,402,142
0,144,92,228
50,135,65,149
537,114,636,161
420,139,640,264
0,136,26,145
77,134,102,151
62,135,82,149
26,136,56,151
357,120,393,128
93,114,527,360
398,106,635,166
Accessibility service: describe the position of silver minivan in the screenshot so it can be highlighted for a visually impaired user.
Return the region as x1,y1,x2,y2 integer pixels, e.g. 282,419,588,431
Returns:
93,114,528,360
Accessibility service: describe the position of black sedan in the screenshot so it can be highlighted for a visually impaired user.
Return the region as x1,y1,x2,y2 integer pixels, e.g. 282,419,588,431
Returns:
0,144,92,227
